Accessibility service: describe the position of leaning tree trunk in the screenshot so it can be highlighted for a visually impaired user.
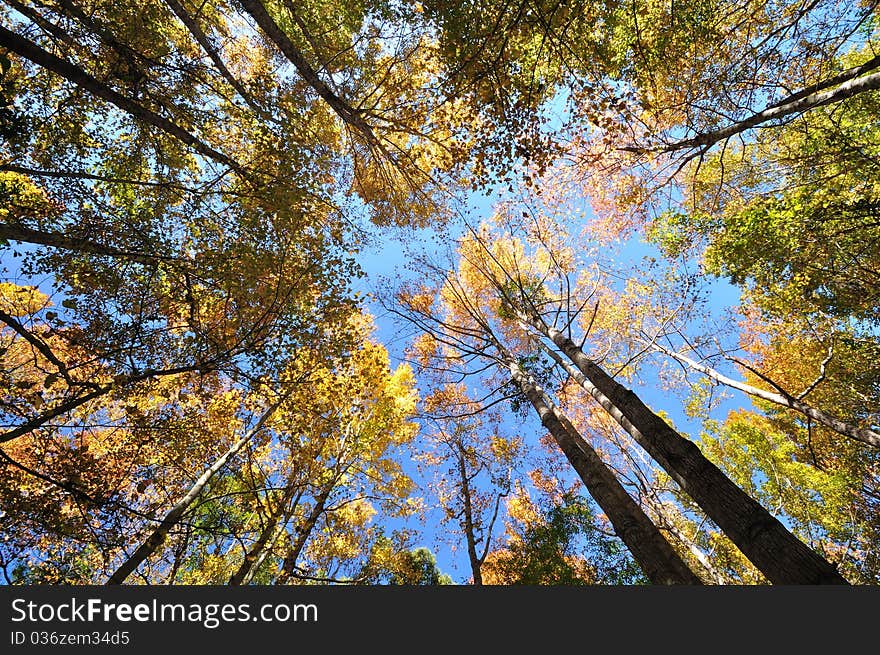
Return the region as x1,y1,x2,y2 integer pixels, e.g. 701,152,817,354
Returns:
236,0,377,144
0,25,240,171
0,223,166,265
275,482,334,585
228,484,302,586
164,0,270,118
640,492,728,585
521,315,847,585
106,401,281,584
509,363,702,585
643,340,880,448
455,441,485,586
625,58,880,156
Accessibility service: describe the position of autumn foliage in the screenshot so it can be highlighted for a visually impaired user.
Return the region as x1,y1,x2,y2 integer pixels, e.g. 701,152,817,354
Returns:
0,0,877,585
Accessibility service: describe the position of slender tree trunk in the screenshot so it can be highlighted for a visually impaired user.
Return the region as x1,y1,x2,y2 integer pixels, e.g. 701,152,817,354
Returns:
509,363,702,585
106,401,281,584
164,0,270,118
639,493,728,585
228,485,302,585
644,340,880,448
0,223,170,265
0,307,81,385
0,363,209,444
629,64,880,155
0,25,240,171
522,316,847,584
55,0,153,66
763,55,880,110
276,482,334,584
236,0,378,144
0,162,201,191
4,0,75,45
456,442,483,585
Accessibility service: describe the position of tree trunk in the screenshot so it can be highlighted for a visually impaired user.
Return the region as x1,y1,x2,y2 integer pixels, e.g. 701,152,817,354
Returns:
0,223,168,265
640,493,728,585
4,0,74,46
0,25,240,171
228,485,301,585
0,162,199,191
276,482,334,584
509,363,702,585
236,0,377,144
524,317,847,584
0,363,209,444
164,0,270,118
106,401,280,584
630,64,880,155
456,442,483,585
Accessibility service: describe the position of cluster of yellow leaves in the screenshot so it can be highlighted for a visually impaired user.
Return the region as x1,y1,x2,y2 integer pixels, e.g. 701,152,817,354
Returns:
0,171,59,224
315,499,378,562
422,382,471,415
489,434,522,466
409,331,438,369
349,37,476,227
504,483,542,528
527,469,564,500
0,283,49,318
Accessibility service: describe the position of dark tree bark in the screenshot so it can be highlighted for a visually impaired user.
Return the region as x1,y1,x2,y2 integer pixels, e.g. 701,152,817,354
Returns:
0,24,241,171
509,362,702,585
456,441,484,585
106,401,280,584
523,316,848,585
0,223,172,265
0,362,210,444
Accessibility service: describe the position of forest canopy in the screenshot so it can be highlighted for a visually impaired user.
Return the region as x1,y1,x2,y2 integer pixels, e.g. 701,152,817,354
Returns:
0,0,877,585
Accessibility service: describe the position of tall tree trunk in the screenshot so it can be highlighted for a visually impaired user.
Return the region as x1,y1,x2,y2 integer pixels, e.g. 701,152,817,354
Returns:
509,362,702,585
456,441,483,585
0,25,240,171
55,0,154,66
236,0,377,144
628,63,880,155
106,401,281,584
228,485,302,585
522,316,847,584
0,162,202,191
0,223,170,265
275,482,334,584
639,493,728,585
0,307,82,387
0,363,209,444
163,0,271,118
4,0,74,45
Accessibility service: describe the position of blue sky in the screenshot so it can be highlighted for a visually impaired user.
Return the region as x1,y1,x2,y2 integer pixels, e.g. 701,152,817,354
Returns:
0,174,752,584
352,180,754,582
